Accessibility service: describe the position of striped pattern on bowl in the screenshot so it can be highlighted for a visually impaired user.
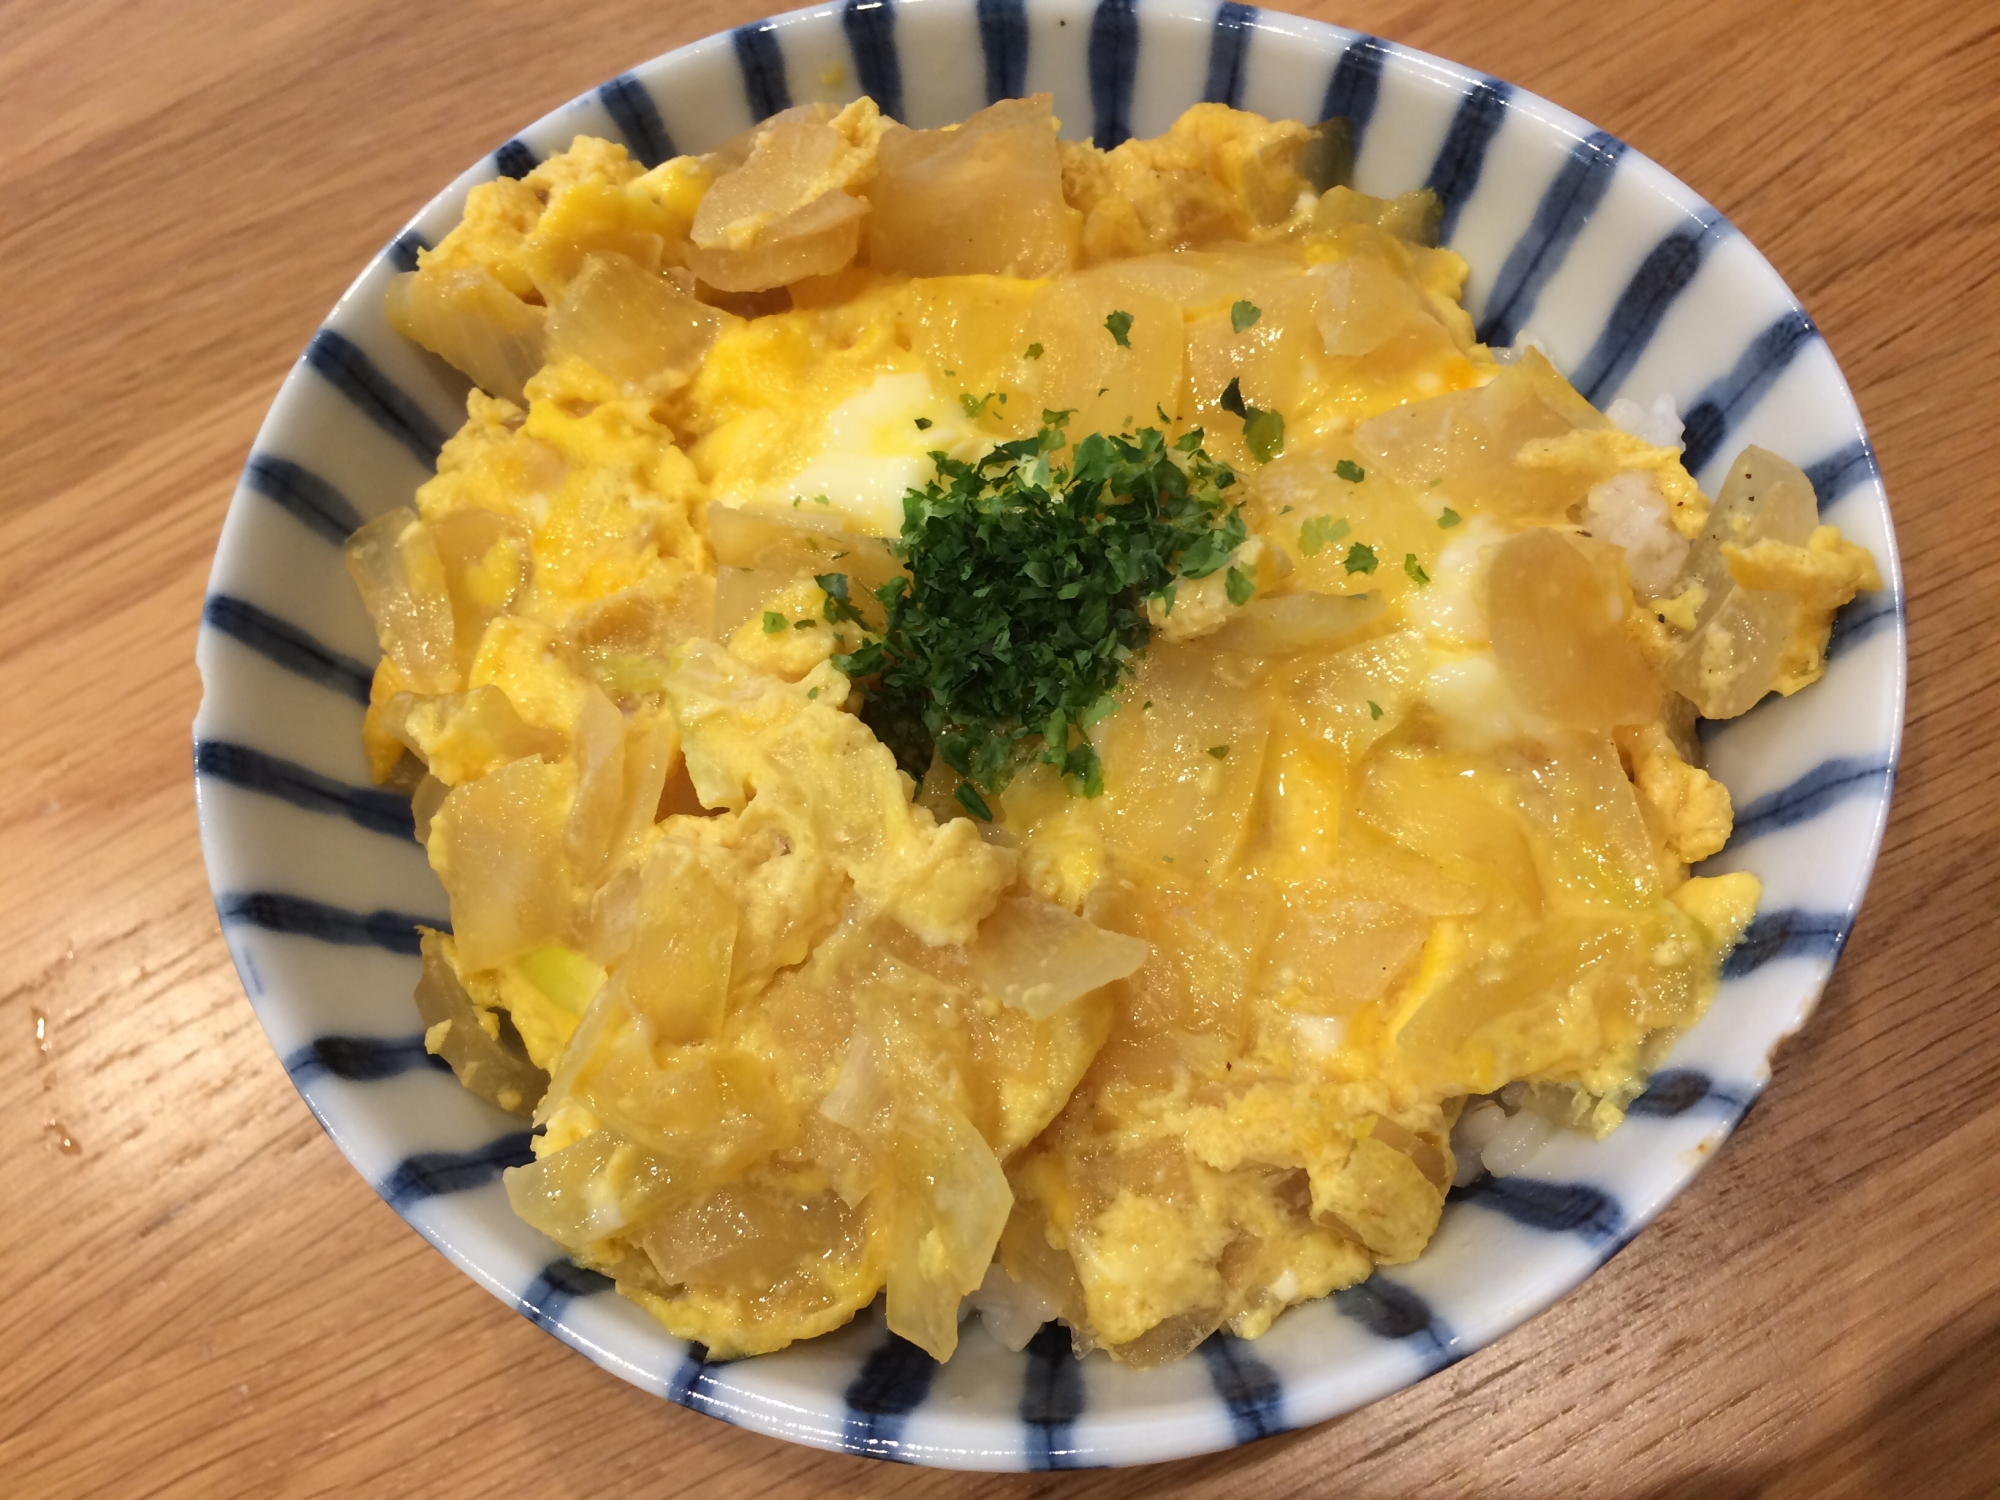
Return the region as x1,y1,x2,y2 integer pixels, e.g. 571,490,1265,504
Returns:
192,0,1904,1470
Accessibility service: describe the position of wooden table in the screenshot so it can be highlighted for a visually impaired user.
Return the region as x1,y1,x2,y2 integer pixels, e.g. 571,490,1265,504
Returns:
6,1,1995,1493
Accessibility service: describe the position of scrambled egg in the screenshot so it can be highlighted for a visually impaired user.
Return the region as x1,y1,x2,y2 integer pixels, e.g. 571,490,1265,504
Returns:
354,96,1875,1365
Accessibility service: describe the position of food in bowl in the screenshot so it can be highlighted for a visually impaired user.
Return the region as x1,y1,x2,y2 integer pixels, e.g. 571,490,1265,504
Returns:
348,94,1878,1366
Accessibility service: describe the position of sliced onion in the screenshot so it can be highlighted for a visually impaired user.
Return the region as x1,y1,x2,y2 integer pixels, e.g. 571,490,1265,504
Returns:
413,930,547,1115
967,897,1149,1019
385,265,545,403
546,251,724,388
344,508,458,694
1207,590,1384,654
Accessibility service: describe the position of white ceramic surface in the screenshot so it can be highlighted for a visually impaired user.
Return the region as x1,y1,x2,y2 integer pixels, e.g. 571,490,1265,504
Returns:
193,0,1904,1469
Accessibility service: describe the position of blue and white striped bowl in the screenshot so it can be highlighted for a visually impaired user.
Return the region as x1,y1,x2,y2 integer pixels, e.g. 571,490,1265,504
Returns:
193,0,1904,1469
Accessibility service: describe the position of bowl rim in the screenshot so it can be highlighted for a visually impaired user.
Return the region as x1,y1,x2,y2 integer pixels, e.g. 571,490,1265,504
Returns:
194,0,1906,1470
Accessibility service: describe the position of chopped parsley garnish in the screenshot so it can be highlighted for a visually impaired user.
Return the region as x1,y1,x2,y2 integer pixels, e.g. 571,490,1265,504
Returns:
807,686,821,699
961,392,998,419
1225,564,1255,606
915,416,933,430
1368,700,1383,720
1218,378,1284,462
828,411,1245,798
794,617,818,629
816,571,866,625
1298,515,1350,557
1243,410,1285,463
762,610,786,634
1024,342,1044,359
1105,310,1134,347
1231,299,1261,333
1335,458,1366,484
1209,744,1230,758
1404,554,1430,585
955,782,994,821
1438,507,1461,528
1343,542,1378,575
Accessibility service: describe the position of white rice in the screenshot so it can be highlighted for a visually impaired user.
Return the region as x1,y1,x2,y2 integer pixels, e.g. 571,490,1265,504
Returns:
1606,391,1685,450
1584,470,1690,597
969,1262,1059,1351
1451,1097,1558,1181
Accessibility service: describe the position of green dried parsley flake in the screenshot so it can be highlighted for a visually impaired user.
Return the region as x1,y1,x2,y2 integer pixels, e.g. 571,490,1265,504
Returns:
1218,377,1285,462
762,610,786,634
1243,409,1285,462
1298,516,1351,557
915,416,933,430
1024,342,1044,359
807,686,821,699
1225,564,1255,606
816,571,866,625
829,411,1246,801
1231,299,1261,333
1105,310,1134,347
961,392,999,419
955,782,994,821
1368,700,1383,720
1335,458,1366,484
1209,744,1230,758
1404,553,1430,585
1344,542,1379,575
1438,507,1461,528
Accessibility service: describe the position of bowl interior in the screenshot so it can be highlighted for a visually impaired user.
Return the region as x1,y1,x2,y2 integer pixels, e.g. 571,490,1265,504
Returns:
192,0,1904,1470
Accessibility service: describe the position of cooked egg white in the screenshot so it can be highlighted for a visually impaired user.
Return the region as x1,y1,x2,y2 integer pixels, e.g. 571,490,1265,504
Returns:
722,371,986,535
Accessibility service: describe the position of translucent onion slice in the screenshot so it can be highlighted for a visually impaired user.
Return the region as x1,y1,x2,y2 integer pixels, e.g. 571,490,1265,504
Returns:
413,930,547,1115
1207,590,1384,654
967,897,1149,1019
1487,528,1661,729
867,95,1070,278
545,251,724,389
344,508,458,695
1658,445,1819,719
385,264,545,403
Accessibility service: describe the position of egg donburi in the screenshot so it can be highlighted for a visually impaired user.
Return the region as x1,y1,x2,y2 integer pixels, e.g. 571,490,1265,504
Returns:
351,94,1879,1365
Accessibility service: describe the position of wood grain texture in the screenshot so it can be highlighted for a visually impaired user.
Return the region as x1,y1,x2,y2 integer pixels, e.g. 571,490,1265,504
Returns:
4,1,1995,1494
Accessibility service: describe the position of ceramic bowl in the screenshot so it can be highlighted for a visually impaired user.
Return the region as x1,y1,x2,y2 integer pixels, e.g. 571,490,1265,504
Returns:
193,0,1904,1469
